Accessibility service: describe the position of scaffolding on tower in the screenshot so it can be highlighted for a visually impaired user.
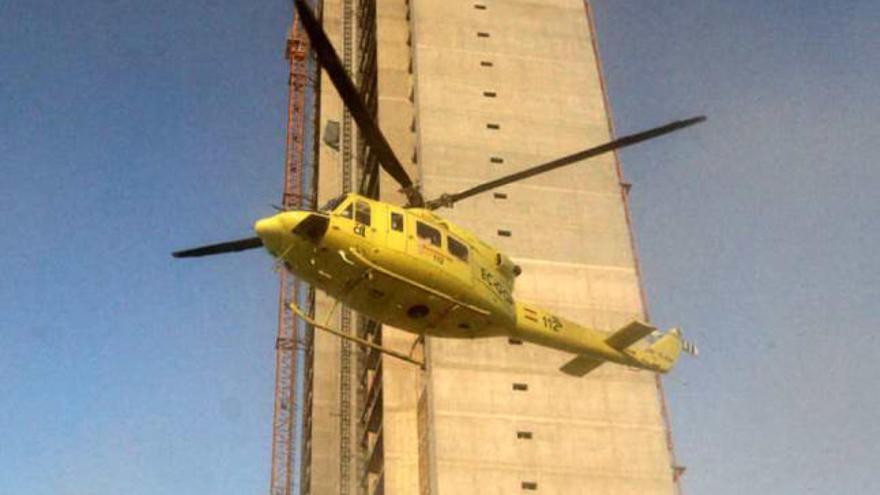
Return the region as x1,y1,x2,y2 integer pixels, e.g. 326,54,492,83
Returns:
269,2,322,495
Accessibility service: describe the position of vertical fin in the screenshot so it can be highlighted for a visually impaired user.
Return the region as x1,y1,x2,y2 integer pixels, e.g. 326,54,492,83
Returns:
631,328,688,373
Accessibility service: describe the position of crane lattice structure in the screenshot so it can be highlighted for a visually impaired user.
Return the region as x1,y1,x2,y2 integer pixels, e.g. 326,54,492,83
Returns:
269,2,321,494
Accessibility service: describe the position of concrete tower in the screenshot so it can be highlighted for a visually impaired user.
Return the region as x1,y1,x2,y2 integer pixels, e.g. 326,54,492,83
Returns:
307,1,681,494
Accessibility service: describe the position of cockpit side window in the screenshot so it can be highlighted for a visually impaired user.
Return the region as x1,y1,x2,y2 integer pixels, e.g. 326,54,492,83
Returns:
321,194,348,213
390,212,404,232
355,201,371,226
339,202,353,219
447,236,469,262
416,221,442,247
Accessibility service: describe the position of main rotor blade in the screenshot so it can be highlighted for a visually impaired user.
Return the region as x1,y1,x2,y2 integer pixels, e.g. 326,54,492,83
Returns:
172,237,263,258
424,116,706,210
293,0,424,207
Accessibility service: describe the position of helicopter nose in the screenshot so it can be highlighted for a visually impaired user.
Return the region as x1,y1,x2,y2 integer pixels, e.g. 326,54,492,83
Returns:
254,216,285,254
254,216,281,237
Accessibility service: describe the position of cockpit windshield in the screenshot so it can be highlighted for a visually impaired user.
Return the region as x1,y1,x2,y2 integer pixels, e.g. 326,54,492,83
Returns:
320,194,348,213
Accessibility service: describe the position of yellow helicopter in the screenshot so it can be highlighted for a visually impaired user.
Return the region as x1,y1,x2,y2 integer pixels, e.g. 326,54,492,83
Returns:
173,0,702,376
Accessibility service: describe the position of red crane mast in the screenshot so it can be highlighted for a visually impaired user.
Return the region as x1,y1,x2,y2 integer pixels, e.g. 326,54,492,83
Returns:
269,3,320,494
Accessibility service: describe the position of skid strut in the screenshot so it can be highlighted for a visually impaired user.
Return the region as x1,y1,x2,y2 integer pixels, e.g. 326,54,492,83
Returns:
288,302,424,367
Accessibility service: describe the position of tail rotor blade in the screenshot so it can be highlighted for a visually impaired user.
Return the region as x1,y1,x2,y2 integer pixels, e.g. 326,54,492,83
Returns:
172,237,263,258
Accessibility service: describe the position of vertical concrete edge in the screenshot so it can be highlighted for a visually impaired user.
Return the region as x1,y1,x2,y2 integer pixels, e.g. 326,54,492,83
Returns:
581,1,683,493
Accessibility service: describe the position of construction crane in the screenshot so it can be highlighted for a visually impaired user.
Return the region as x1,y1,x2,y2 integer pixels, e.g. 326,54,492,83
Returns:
269,2,321,494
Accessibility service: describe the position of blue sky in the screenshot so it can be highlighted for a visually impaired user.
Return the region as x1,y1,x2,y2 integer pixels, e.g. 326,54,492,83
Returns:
592,1,879,493
1,1,878,494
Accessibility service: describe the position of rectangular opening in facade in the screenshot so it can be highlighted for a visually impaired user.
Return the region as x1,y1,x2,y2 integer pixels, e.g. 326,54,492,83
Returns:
490,156,504,164
512,383,528,391
498,229,512,237
477,32,490,38
522,481,538,490
486,123,500,130
474,3,487,9
483,91,497,98
517,431,533,439
480,60,494,67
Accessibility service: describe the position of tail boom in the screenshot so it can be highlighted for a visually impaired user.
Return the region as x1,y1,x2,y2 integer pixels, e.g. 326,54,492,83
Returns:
513,303,691,376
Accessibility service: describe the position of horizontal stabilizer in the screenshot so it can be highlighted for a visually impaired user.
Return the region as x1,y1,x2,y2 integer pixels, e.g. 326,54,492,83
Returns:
605,320,656,350
560,355,604,377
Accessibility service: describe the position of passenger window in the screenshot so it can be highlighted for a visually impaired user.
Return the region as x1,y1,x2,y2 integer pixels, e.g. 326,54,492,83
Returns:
416,221,441,247
448,236,469,262
355,201,371,225
390,212,404,232
340,202,353,219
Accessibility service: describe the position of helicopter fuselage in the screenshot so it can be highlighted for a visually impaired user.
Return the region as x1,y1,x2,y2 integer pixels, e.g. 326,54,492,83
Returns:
254,193,685,374
261,194,516,339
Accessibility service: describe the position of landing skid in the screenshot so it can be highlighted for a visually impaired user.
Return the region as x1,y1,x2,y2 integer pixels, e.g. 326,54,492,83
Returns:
288,302,425,368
